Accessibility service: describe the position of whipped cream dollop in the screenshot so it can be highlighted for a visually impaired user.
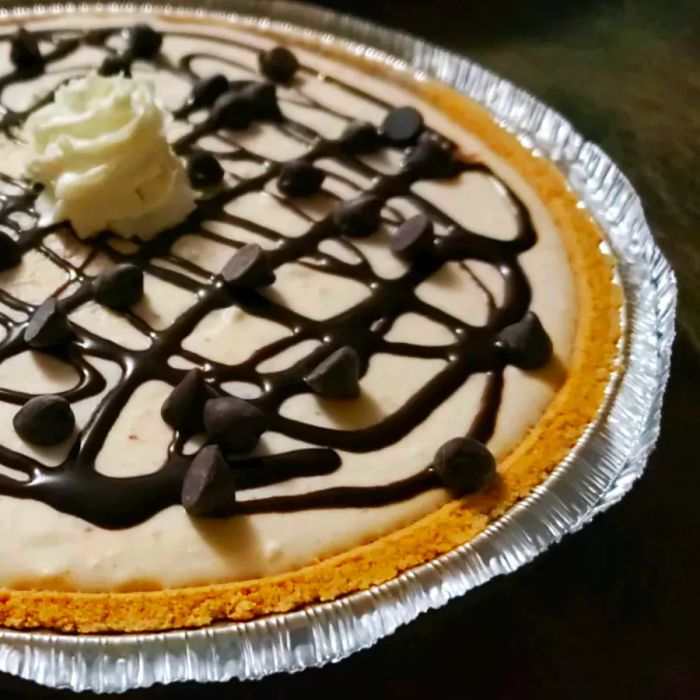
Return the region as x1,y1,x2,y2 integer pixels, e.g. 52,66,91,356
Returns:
23,72,196,240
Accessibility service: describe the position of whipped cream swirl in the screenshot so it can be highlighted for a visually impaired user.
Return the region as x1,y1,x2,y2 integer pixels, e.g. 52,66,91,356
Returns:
23,72,195,240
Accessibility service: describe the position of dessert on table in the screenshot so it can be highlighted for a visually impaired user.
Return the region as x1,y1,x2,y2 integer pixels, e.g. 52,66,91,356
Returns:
0,9,619,632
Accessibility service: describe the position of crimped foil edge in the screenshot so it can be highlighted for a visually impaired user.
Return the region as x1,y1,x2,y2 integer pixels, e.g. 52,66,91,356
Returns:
0,0,676,692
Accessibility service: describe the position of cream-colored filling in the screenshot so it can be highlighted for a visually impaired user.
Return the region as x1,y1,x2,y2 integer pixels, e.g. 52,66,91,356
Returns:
0,12,576,591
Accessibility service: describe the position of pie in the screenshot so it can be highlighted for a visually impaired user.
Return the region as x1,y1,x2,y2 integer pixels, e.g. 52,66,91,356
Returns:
0,7,620,632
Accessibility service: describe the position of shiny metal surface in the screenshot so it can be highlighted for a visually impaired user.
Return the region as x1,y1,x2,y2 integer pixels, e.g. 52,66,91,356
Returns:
0,1,676,692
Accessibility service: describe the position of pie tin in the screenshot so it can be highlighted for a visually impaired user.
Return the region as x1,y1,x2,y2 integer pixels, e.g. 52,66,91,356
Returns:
0,0,676,692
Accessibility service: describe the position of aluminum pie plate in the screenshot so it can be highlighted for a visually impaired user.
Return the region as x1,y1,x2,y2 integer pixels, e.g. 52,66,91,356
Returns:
0,0,676,693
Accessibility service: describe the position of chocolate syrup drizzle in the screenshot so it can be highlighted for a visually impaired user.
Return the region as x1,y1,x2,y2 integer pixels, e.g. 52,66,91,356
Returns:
0,23,540,529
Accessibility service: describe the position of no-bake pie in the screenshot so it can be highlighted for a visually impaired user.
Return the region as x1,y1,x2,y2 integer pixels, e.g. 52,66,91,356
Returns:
0,7,620,632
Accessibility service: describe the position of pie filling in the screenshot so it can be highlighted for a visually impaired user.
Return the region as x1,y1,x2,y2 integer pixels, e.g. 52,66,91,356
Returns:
0,12,579,592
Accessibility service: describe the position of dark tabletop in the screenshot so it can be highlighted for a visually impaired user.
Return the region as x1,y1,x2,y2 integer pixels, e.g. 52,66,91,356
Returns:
3,0,699,697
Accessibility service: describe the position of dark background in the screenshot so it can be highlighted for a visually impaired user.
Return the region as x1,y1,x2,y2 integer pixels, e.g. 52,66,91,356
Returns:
3,0,699,697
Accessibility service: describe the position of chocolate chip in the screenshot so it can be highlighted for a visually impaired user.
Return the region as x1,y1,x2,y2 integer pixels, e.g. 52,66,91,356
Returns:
277,160,325,197
222,244,275,289
333,195,383,238
10,28,43,72
210,90,253,130
259,46,299,83
305,346,361,399
238,81,281,121
391,214,434,260
181,445,237,517
404,133,460,179
94,264,144,311
339,121,381,154
381,106,424,145
0,231,21,270
126,24,162,60
203,397,266,453
433,437,496,495
161,369,210,433
13,395,75,446
498,311,553,370
98,53,131,77
24,299,73,349
188,73,229,110
187,151,224,188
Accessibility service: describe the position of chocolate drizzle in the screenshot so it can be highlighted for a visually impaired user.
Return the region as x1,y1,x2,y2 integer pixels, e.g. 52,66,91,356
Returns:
0,23,548,528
